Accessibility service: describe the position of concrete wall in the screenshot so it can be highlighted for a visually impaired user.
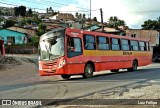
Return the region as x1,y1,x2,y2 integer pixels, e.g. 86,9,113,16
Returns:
0,29,26,45
126,30,159,46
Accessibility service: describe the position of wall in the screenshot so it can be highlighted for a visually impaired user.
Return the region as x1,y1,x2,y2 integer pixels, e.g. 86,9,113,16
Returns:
126,30,159,46
0,29,26,44
56,13,74,20
5,46,38,54
8,27,37,37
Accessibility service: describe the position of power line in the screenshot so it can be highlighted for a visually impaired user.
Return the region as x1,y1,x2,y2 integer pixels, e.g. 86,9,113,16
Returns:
0,1,100,13
22,0,90,11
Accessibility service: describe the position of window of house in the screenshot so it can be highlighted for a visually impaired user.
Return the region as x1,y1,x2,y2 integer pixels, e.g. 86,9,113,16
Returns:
131,34,136,38
84,35,96,50
97,36,109,50
121,39,130,51
67,36,82,58
139,41,145,51
7,37,15,44
111,38,120,50
131,40,139,51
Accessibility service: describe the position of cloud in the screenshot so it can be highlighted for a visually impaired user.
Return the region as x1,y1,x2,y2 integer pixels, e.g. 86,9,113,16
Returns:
2,0,160,28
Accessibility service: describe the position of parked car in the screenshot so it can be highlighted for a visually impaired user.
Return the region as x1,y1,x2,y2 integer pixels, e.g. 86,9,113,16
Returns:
154,56,160,62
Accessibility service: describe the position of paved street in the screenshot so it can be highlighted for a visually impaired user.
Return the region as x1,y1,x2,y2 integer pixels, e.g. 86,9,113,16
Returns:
0,55,160,105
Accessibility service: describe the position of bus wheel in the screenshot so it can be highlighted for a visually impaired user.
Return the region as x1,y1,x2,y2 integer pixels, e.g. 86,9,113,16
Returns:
128,60,138,72
61,75,71,79
83,64,93,78
110,69,119,72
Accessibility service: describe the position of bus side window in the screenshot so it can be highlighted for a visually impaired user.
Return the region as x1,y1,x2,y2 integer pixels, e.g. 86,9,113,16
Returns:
97,36,109,50
145,42,150,51
84,35,96,50
139,41,145,51
67,36,82,58
121,39,130,51
146,42,150,51
111,38,120,51
131,40,139,51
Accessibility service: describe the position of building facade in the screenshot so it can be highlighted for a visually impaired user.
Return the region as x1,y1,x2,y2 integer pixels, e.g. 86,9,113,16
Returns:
56,13,74,21
8,27,37,37
126,29,160,58
0,29,27,45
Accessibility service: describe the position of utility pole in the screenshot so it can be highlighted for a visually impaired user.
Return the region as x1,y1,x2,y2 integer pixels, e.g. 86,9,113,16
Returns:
100,8,104,32
90,0,91,20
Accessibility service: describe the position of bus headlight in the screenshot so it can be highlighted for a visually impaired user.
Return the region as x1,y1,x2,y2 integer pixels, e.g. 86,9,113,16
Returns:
58,59,65,68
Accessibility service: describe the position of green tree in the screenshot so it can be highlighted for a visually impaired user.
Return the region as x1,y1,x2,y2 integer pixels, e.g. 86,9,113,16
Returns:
141,19,158,29
0,18,3,23
37,23,46,36
93,17,97,22
19,6,26,16
19,18,27,27
75,12,79,18
46,8,48,13
32,15,42,25
14,6,26,16
117,19,125,26
28,36,39,46
79,13,82,19
3,19,15,28
27,19,33,24
27,8,32,16
83,14,86,19
108,16,126,28
14,7,19,16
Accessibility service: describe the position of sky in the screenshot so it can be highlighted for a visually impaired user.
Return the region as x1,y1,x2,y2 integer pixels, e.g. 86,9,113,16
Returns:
1,0,160,29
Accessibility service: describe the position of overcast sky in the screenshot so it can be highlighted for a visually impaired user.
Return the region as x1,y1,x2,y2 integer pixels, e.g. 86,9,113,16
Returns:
1,0,160,28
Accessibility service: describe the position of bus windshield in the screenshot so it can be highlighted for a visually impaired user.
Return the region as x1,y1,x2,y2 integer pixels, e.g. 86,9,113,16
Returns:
39,28,65,61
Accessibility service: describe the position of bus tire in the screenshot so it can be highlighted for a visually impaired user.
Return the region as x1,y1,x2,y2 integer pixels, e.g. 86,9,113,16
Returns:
83,64,93,78
110,69,119,72
128,60,138,72
61,75,71,79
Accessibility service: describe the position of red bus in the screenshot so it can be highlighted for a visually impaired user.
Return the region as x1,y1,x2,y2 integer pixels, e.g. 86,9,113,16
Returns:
38,27,152,79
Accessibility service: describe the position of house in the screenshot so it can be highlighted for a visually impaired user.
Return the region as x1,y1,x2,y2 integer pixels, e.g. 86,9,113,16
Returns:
0,29,27,45
94,26,125,36
0,7,14,16
7,27,37,37
126,29,160,59
0,38,5,56
56,13,74,21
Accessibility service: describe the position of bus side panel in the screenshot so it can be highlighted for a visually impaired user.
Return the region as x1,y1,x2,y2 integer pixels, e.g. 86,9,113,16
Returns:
138,60,152,67
66,55,85,75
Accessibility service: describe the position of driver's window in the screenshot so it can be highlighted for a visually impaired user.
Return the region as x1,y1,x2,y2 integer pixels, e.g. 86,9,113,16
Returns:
67,37,82,58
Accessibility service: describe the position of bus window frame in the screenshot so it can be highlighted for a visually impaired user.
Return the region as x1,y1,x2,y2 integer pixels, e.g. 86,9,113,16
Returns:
139,41,145,51
146,42,150,51
83,34,96,50
121,39,131,51
130,40,139,51
111,38,121,51
67,36,83,58
97,36,110,50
